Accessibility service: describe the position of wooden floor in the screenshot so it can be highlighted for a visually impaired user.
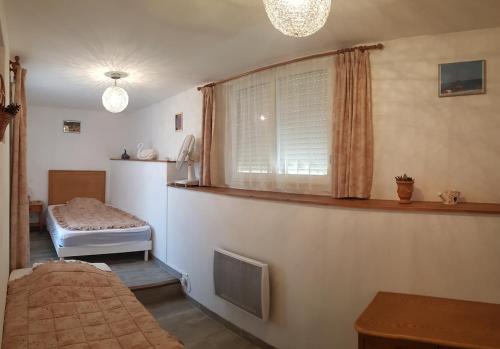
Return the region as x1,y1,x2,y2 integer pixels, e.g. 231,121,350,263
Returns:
135,286,262,349
30,230,178,289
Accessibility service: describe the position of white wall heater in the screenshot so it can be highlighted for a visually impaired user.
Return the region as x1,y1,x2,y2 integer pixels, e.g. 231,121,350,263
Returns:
213,248,270,321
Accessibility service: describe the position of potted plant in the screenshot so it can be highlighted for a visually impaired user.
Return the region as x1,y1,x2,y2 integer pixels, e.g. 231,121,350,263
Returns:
0,74,20,142
0,103,20,142
395,174,414,203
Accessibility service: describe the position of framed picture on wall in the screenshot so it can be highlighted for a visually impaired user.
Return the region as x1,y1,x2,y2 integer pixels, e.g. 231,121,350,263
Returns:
439,60,485,97
63,120,81,133
175,112,183,132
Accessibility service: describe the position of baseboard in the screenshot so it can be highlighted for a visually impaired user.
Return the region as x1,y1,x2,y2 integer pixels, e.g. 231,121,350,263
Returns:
151,256,183,279
161,262,276,349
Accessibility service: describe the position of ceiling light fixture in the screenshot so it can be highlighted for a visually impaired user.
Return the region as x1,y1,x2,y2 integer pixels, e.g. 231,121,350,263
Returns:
102,71,129,113
263,0,332,38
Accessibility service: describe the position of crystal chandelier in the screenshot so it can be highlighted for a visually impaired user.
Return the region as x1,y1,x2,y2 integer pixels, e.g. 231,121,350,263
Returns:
263,0,332,37
102,71,129,113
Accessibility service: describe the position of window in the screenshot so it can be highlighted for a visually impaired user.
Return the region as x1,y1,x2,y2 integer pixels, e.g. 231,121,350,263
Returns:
221,57,333,194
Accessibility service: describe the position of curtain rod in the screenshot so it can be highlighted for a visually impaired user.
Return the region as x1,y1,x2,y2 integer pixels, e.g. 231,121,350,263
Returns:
197,43,383,90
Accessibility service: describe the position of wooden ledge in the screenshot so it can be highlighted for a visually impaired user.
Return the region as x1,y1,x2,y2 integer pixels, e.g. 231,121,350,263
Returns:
110,158,176,163
355,292,500,348
167,185,500,215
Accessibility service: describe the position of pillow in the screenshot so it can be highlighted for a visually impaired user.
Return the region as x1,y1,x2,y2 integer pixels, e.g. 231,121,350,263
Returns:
66,197,105,210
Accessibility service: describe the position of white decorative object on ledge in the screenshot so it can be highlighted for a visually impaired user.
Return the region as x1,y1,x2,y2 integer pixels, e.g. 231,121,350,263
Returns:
136,143,158,160
438,190,461,205
263,0,331,37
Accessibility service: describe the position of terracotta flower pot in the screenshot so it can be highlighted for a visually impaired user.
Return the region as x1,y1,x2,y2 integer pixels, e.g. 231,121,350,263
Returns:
396,180,414,204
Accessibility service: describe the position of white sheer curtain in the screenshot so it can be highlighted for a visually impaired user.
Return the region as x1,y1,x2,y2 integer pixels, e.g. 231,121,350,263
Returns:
216,57,333,194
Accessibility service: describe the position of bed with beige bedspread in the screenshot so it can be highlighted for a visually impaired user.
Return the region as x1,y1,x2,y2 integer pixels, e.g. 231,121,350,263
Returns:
2,261,184,349
52,197,147,231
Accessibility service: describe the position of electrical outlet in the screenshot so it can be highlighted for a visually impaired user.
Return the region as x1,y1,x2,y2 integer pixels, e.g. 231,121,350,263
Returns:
180,273,191,293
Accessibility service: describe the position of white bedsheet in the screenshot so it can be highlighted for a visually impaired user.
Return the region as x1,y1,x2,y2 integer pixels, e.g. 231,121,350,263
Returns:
8,262,112,282
47,205,152,247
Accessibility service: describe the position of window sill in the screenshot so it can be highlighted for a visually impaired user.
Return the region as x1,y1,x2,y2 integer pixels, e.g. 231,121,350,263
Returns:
167,185,500,215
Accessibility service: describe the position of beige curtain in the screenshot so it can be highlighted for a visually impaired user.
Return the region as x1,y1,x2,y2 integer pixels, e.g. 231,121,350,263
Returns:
200,86,215,186
10,66,29,270
332,49,373,198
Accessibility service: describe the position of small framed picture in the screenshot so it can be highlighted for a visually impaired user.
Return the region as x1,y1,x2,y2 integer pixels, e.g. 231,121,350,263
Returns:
63,120,81,133
175,113,183,132
439,60,485,97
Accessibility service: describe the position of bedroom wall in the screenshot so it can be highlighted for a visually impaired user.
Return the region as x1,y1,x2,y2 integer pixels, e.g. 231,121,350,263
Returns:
167,187,500,349
109,160,187,263
0,0,9,343
160,27,500,349
125,87,203,161
134,26,500,203
27,105,134,204
370,26,500,203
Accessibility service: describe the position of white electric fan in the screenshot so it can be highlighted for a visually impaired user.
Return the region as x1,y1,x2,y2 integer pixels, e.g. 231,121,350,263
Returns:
174,134,199,187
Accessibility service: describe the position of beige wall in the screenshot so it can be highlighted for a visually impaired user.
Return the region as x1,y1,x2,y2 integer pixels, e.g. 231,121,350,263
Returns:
0,0,10,342
371,27,500,202
27,106,133,204
167,187,500,349
126,87,203,161
158,27,500,349
134,27,500,204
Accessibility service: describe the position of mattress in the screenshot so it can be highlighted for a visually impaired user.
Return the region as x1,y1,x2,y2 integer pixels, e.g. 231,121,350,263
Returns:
47,205,152,247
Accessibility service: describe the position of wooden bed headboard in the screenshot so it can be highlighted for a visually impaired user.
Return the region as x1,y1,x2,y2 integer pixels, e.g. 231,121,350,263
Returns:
48,170,106,205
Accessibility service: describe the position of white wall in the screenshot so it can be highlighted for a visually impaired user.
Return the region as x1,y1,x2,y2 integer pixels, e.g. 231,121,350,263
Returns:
160,27,500,349
371,27,500,203
109,160,186,263
27,105,134,204
134,27,500,203
167,187,500,349
0,0,9,342
126,87,203,161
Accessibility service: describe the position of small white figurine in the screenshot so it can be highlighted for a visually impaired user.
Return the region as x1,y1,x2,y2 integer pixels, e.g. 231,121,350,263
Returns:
438,190,461,205
136,143,158,160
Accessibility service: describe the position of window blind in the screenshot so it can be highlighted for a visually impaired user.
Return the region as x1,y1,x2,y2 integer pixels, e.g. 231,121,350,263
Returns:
276,68,330,176
221,57,333,194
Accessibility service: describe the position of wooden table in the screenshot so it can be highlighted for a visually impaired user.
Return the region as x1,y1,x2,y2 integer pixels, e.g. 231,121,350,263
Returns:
355,292,500,349
29,200,44,232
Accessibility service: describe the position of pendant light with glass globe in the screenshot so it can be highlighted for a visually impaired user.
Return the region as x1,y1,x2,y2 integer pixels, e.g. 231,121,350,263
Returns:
102,71,129,113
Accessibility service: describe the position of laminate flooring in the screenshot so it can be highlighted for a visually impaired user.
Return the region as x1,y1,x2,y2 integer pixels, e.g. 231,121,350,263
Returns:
30,231,264,348
135,286,263,349
30,230,177,289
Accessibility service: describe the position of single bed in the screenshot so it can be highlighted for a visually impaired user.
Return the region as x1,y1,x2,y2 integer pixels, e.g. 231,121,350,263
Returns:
47,170,152,261
3,261,184,348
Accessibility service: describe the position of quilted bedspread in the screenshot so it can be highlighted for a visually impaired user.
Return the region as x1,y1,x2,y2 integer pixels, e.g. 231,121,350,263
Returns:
2,261,184,349
52,198,147,231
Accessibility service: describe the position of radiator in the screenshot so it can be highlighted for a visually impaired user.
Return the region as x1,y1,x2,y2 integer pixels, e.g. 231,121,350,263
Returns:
213,248,270,321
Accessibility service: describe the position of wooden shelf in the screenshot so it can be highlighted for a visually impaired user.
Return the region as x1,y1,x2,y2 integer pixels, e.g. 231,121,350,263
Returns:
110,158,176,163
167,185,500,215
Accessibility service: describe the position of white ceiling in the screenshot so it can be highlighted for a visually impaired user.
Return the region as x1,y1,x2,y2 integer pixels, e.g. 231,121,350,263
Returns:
6,0,500,112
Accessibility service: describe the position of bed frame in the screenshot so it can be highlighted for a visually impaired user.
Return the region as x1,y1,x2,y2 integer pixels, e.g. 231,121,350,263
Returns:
47,170,152,261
